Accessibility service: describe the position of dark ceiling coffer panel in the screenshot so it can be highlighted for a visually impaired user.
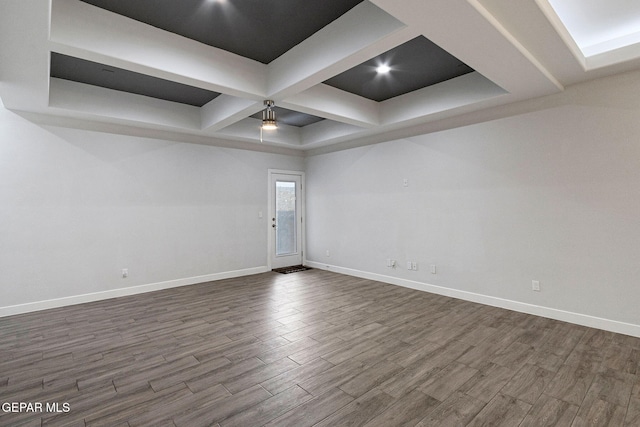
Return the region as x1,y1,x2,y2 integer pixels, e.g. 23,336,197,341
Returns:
79,0,364,64
50,53,221,107
324,36,474,102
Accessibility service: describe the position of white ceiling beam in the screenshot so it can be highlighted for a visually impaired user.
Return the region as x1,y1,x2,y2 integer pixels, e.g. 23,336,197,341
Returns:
381,72,507,125
49,78,201,130
214,118,302,148
299,73,508,149
371,0,563,99
201,96,263,132
300,120,366,147
0,0,51,110
281,84,379,128
533,0,587,70
50,0,267,99
267,1,416,100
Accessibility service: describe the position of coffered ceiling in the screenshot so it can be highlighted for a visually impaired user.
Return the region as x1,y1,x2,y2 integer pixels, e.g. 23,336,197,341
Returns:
2,0,640,154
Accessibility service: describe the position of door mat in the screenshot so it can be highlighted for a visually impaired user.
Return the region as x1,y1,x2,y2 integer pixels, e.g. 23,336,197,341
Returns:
272,265,312,274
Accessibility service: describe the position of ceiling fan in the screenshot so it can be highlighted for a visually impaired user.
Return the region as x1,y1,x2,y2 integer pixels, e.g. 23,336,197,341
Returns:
260,100,277,142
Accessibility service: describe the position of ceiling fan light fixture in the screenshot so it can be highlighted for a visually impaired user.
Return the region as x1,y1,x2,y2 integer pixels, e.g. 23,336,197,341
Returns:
262,100,277,130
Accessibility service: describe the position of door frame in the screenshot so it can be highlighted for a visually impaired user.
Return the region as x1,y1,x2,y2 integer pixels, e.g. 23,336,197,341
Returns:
267,169,306,270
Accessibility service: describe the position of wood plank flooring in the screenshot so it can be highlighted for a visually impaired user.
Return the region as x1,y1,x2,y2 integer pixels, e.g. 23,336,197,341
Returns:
1,269,640,426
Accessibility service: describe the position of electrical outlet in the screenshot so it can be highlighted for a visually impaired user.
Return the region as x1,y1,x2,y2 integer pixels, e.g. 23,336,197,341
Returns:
407,261,412,270
122,268,128,278
532,280,540,292
430,264,437,274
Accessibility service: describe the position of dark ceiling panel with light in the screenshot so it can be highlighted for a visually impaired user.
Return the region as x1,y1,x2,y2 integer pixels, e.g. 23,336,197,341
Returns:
249,107,324,128
80,0,364,64
50,53,221,107
324,36,474,102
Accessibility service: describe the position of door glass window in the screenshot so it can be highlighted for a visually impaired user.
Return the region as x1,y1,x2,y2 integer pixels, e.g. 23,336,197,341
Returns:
275,181,296,256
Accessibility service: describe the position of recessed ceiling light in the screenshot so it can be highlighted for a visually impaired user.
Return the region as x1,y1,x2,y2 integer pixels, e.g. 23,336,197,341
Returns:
376,64,391,74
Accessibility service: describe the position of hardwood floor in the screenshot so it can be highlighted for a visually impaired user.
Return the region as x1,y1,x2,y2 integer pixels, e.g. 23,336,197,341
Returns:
1,269,639,426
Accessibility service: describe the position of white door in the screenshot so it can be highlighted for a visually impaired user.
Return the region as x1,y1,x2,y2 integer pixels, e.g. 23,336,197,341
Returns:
269,171,303,269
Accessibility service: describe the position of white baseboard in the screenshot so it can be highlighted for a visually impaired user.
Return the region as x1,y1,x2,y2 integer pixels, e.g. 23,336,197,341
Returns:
306,261,640,338
0,266,269,318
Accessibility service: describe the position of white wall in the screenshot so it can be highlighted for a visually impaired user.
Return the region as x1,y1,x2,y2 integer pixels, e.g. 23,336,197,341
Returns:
305,69,640,335
0,103,303,313
3,68,640,336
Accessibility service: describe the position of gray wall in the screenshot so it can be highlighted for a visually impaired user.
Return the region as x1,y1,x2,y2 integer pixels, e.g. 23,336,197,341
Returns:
0,105,303,311
305,69,640,333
